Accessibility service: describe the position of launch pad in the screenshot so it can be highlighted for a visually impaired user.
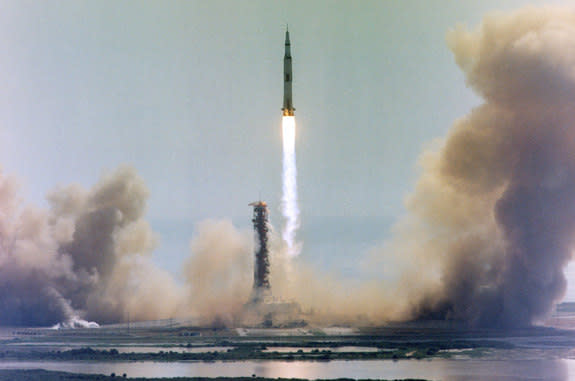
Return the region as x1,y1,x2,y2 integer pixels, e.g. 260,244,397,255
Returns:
243,201,303,327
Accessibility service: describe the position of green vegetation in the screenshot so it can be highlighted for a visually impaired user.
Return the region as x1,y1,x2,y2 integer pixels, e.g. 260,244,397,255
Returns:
0,340,505,362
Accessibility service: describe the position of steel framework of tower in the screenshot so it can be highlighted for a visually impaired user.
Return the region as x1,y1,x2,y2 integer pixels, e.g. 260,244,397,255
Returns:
249,201,270,295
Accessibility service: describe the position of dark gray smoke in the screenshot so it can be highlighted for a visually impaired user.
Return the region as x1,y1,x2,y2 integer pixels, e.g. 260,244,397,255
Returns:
392,6,575,327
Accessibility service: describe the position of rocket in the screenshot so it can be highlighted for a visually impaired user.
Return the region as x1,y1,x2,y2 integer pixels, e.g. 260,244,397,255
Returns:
282,27,295,116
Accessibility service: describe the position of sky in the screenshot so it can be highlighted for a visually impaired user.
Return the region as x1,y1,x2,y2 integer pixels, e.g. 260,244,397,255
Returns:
2,0,575,300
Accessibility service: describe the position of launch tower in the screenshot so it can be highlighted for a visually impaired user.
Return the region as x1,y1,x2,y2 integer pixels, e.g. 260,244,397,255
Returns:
249,201,270,301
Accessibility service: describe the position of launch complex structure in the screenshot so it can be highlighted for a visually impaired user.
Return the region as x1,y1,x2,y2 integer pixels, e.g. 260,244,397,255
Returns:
246,200,302,327
249,201,271,303
242,28,302,326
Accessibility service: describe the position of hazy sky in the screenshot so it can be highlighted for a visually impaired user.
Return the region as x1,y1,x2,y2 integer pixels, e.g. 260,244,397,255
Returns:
2,0,575,299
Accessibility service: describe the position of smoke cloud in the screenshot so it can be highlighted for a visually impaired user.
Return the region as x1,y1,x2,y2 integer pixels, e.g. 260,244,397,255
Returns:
0,162,278,327
184,219,252,325
0,166,183,326
379,6,575,327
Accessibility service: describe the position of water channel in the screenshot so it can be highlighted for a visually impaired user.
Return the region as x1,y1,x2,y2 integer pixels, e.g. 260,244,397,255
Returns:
1,358,574,380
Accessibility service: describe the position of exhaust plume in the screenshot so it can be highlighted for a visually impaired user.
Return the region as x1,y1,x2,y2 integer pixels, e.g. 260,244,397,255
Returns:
384,6,575,327
184,219,252,325
0,166,183,326
281,116,301,257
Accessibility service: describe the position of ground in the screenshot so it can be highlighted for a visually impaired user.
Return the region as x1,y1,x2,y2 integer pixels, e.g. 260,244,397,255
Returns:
1,307,575,380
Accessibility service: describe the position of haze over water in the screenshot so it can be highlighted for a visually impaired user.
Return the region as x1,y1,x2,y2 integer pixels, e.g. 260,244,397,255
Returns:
1,359,574,380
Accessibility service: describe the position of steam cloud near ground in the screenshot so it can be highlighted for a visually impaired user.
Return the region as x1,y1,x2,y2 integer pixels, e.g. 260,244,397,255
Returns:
2,6,575,328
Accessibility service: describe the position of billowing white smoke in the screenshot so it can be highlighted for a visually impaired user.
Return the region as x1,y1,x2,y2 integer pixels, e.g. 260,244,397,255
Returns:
52,318,99,329
47,287,99,329
281,116,301,257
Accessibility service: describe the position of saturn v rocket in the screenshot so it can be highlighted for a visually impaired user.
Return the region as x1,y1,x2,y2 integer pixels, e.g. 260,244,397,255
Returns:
282,27,295,117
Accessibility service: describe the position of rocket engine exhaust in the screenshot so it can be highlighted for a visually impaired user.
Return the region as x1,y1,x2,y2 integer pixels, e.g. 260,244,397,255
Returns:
281,27,300,257
281,116,300,257
385,6,575,328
